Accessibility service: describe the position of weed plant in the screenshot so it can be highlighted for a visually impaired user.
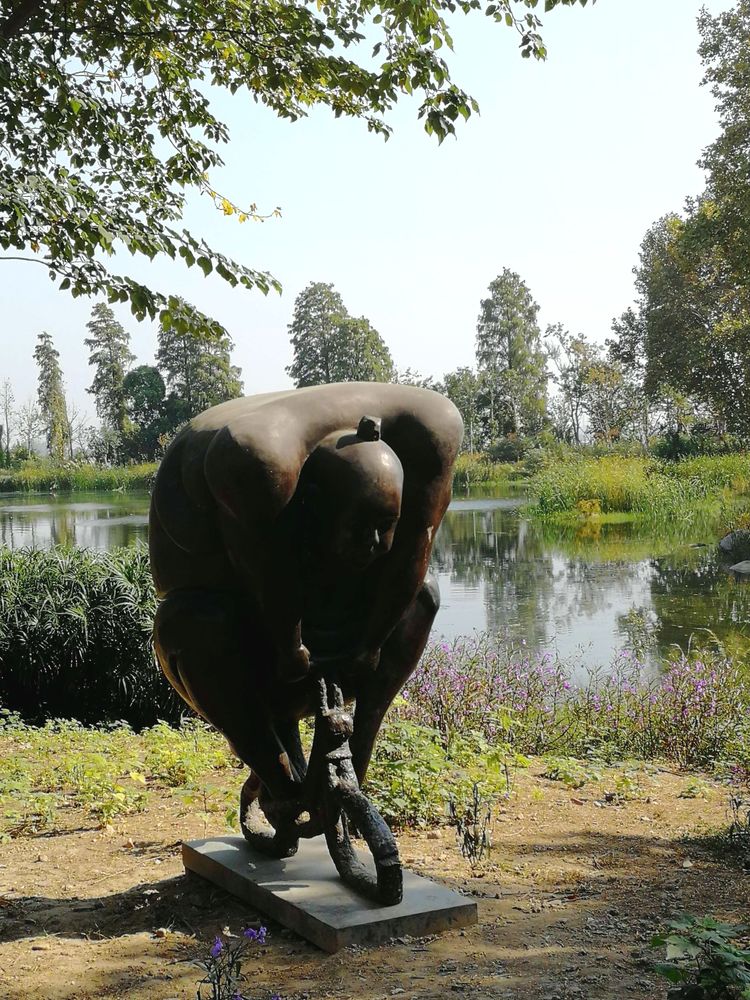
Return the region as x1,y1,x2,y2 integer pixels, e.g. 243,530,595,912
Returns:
194,926,278,1000
401,634,750,770
0,710,238,840
652,915,750,999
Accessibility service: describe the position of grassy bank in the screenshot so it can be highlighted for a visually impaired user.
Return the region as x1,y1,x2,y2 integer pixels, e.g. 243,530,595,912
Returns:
528,453,750,517
4,454,509,494
0,461,157,493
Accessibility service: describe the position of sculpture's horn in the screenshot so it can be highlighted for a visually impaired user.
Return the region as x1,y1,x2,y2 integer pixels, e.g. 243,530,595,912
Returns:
357,416,381,442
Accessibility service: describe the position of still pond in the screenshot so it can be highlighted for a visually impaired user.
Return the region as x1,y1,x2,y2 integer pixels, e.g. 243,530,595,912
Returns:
0,488,747,672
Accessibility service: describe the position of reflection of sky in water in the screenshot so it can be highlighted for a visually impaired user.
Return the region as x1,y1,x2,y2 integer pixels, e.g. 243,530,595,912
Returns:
436,557,656,674
1,489,748,670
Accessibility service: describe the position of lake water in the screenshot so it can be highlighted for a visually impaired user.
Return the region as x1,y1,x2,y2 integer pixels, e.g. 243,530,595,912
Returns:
1,488,748,670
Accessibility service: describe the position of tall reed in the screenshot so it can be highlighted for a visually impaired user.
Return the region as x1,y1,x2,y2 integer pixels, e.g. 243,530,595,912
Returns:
452,452,516,490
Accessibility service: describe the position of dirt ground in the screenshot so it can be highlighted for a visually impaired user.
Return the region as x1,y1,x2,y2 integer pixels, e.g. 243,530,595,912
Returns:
0,764,747,1000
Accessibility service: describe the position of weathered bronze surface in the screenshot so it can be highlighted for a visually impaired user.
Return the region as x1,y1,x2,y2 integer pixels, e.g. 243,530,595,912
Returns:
149,383,462,904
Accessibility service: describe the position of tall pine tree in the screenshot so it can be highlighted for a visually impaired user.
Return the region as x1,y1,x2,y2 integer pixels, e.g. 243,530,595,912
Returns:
34,332,69,462
85,303,135,436
475,270,548,441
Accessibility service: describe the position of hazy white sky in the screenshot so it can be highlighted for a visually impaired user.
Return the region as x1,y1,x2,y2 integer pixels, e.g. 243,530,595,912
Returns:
0,0,732,422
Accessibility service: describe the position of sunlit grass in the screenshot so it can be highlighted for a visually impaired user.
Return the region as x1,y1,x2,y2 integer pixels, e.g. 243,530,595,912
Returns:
529,454,750,516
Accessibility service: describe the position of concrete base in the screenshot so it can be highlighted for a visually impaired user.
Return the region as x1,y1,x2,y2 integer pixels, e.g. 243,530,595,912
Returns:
183,835,477,953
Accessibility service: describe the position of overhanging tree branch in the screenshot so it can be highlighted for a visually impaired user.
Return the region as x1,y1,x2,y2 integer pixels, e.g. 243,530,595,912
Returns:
0,0,46,41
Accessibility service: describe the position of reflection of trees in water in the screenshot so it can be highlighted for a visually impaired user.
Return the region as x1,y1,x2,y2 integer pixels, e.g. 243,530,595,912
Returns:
78,521,148,551
435,508,654,649
433,506,557,649
433,505,750,663
50,509,76,547
645,551,750,657
0,497,150,552
0,509,73,547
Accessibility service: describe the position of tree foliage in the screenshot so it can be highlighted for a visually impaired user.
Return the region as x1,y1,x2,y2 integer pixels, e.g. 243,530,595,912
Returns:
0,378,13,466
15,399,43,455
0,0,593,337
441,367,482,451
545,324,598,445
121,365,168,461
286,282,394,386
156,305,243,421
621,3,750,439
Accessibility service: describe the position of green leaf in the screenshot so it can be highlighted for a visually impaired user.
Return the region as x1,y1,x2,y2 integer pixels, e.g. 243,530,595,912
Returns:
653,964,686,984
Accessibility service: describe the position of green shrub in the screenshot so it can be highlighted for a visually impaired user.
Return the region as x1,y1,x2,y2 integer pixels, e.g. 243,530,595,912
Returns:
488,436,530,463
652,915,750,998
365,717,449,826
143,719,237,785
0,713,237,839
0,546,180,726
365,715,522,827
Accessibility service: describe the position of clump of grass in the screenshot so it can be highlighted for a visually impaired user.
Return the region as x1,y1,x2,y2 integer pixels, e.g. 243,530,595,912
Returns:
0,545,180,727
0,461,157,493
664,454,750,495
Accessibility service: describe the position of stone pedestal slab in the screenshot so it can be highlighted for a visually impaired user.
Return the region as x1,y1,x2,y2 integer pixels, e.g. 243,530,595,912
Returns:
183,835,477,953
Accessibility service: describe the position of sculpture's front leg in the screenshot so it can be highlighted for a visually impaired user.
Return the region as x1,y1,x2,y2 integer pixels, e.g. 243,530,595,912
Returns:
350,574,440,785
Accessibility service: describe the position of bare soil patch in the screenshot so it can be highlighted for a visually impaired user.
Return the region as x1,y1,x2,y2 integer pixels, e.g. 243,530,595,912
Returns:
0,765,745,1000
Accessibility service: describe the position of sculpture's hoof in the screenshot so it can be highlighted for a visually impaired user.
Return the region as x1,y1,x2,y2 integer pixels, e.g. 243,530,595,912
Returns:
240,774,301,858
240,796,299,859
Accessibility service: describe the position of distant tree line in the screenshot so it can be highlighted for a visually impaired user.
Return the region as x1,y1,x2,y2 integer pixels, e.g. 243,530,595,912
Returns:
285,274,550,455
287,274,724,460
0,302,243,465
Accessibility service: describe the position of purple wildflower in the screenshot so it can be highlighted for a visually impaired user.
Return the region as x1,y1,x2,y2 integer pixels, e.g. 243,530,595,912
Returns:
243,925,267,944
210,936,223,958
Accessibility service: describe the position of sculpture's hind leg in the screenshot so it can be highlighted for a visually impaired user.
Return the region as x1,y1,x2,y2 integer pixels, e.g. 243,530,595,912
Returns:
153,588,303,803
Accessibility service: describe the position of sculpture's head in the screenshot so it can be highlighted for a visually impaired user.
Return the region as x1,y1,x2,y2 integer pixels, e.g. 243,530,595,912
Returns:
301,416,403,571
